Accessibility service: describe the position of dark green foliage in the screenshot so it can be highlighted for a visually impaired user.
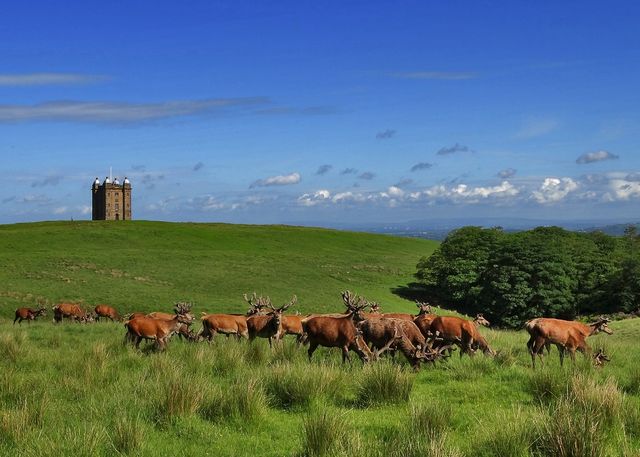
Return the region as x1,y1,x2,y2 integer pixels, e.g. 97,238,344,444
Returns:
416,225,640,327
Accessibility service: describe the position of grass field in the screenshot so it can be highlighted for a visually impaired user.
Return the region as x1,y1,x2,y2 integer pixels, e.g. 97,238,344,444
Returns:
0,222,639,456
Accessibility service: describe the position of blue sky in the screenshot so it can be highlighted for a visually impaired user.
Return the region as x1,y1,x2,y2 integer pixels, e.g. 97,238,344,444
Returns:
1,1,639,225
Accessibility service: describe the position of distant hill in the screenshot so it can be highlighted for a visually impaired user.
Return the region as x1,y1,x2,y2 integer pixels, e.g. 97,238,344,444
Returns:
0,221,438,317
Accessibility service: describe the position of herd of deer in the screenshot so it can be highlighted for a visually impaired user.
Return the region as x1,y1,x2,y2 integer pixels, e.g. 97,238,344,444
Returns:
12,292,614,369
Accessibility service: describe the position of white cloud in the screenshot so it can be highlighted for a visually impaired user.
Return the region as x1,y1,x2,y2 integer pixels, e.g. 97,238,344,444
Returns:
53,206,68,215
394,71,476,80
250,172,301,188
0,97,269,124
0,73,106,86
576,150,619,164
531,177,579,204
387,186,405,198
297,190,331,207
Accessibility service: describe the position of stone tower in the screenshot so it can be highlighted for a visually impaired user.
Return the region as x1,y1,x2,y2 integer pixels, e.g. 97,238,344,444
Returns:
91,175,132,220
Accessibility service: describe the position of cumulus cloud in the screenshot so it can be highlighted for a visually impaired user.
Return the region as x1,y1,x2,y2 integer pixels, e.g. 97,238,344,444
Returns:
189,195,226,211
387,186,405,197
340,168,358,175
410,162,433,172
437,143,470,155
250,172,301,188
497,168,517,179
576,150,619,164
422,181,520,204
376,129,396,140
358,172,375,180
21,194,53,206
315,164,332,175
193,162,205,171
531,177,579,204
625,172,640,182
0,73,106,86
297,190,331,206
0,97,269,124
394,71,476,80
31,174,63,188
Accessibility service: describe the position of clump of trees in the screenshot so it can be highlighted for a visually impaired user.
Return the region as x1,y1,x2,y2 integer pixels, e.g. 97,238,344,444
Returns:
415,226,640,328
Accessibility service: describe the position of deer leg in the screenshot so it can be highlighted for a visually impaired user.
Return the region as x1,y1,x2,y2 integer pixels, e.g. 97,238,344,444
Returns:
557,345,565,367
307,341,318,361
531,337,546,369
342,346,352,364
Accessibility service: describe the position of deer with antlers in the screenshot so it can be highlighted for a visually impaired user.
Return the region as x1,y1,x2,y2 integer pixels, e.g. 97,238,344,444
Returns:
301,291,373,363
246,294,297,347
124,302,194,350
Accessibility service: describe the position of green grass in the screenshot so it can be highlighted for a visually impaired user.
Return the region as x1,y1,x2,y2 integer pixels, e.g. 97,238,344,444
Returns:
0,220,438,315
0,221,639,456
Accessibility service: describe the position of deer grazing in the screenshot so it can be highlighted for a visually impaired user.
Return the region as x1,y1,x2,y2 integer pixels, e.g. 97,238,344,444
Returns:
13,306,46,325
52,303,94,323
525,317,613,368
358,316,452,370
246,294,297,347
94,304,120,322
302,291,373,363
429,313,494,358
413,301,437,338
124,302,194,350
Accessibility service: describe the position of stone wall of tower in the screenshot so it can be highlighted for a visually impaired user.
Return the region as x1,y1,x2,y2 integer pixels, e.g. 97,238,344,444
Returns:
92,181,132,221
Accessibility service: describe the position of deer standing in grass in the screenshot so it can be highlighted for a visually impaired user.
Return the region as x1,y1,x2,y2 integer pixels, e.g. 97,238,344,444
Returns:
525,317,613,368
246,294,297,347
429,313,494,357
13,307,46,325
94,304,120,322
302,291,373,363
124,303,194,350
198,293,265,342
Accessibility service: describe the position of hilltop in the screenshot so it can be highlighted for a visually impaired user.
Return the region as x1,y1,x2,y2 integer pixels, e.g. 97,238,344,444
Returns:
0,221,438,317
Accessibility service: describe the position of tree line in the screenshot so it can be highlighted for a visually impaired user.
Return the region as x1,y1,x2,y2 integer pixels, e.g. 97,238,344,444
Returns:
415,225,640,328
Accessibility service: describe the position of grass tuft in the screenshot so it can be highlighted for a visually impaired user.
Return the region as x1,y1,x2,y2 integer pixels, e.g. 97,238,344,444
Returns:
109,415,144,455
200,378,268,423
354,362,413,407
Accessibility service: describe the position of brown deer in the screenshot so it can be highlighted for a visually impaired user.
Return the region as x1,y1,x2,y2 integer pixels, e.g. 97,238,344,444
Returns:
94,304,120,322
124,303,194,350
413,302,437,338
525,317,613,368
429,314,494,358
13,307,46,325
246,294,297,347
302,291,373,363
52,303,94,323
198,294,265,342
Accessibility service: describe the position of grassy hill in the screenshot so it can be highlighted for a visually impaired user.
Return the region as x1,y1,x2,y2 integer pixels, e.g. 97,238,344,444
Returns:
0,221,438,318
0,221,638,456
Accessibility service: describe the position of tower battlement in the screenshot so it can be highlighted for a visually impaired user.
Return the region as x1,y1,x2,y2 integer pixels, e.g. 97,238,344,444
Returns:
91,176,132,221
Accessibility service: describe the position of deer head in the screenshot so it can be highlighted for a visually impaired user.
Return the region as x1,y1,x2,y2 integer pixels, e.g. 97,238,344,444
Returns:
369,302,381,314
415,301,432,315
593,348,611,367
341,291,368,322
174,302,195,324
243,292,268,315
473,313,491,327
591,317,613,335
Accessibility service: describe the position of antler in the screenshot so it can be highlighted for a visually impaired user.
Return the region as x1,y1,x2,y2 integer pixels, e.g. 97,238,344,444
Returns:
279,295,297,312
341,290,367,311
369,302,381,313
174,302,192,315
375,324,402,358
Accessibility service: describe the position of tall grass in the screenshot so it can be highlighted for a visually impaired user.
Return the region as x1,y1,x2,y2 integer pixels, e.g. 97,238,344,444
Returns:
354,362,413,407
199,378,268,423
